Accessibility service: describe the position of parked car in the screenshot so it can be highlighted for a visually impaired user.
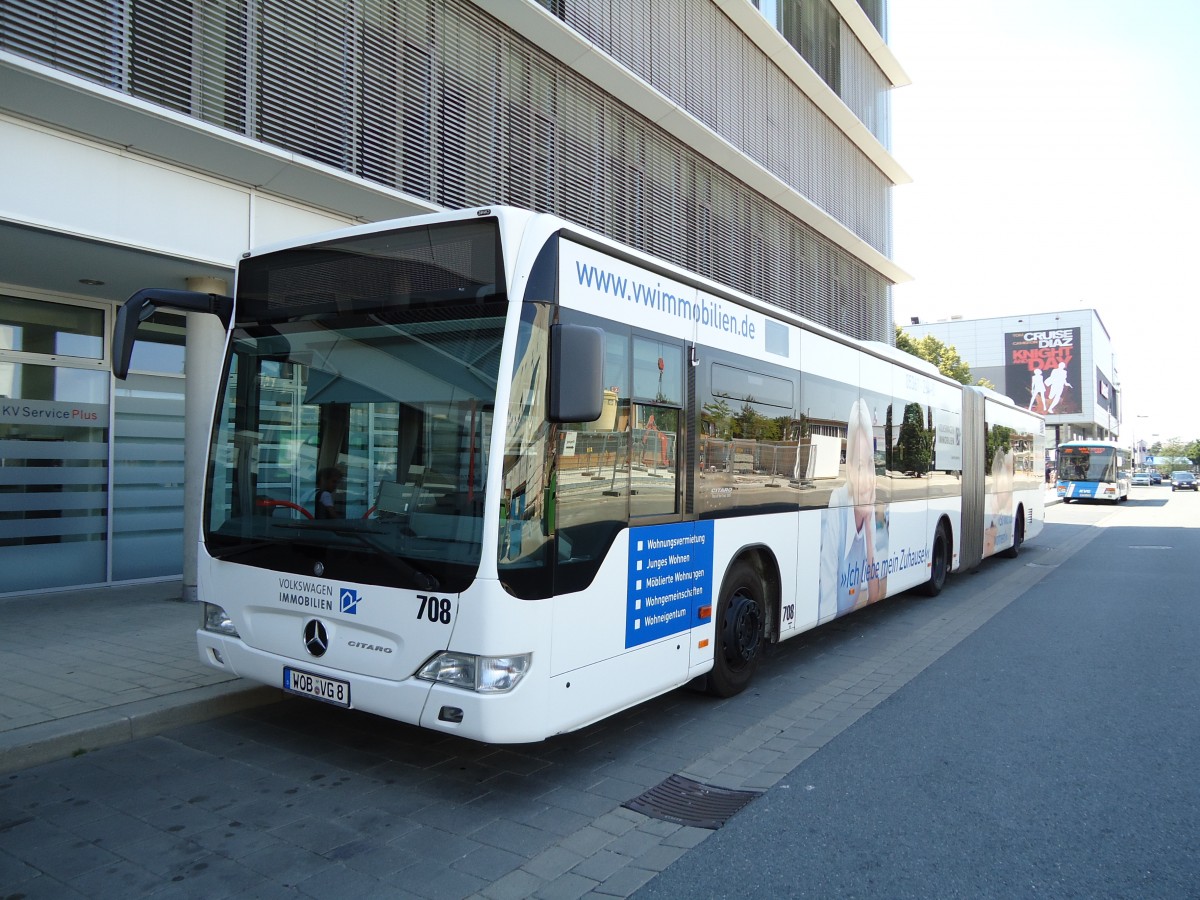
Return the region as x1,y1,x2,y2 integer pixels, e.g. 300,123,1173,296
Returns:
1131,472,1152,486
1170,471,1197,491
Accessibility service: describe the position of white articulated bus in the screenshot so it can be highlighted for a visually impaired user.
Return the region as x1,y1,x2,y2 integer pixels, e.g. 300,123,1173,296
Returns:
112,207,1045,743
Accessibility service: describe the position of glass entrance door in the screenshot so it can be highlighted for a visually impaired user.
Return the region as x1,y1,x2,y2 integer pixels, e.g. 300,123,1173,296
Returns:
0,297,110,592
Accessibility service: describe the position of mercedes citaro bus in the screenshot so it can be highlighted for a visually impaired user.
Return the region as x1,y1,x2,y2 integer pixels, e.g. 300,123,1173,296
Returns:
112,207,1045,742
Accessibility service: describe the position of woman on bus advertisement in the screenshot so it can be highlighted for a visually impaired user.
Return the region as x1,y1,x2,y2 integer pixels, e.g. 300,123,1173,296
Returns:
819,398,889,619
983,446,1015,556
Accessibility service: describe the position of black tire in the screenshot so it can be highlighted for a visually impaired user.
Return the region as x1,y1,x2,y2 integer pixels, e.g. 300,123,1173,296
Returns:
707,560,767,698
1002,509,1024,559
923,526,949,597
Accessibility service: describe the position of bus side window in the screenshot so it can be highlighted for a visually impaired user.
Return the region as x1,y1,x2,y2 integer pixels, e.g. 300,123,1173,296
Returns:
550,315,632,590
630,338,683,519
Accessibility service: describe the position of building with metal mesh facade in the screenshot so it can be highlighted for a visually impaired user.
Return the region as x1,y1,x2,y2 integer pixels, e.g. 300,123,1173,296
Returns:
2,0,907,341
0,0,908,594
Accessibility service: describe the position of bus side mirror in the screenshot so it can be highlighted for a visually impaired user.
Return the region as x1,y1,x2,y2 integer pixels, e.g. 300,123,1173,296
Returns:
548,323,604,424
112,288,233,379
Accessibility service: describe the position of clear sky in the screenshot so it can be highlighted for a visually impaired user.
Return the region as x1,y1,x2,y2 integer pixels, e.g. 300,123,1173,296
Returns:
888,0,1200,446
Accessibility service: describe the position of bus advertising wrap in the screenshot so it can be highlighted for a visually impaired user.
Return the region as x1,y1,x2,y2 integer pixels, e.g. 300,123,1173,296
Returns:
626,521,714,648
1005,328,1081,415
559,240,786,363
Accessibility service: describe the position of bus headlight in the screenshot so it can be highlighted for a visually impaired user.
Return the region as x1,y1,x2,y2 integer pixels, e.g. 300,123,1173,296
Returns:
418,652,531,693
202,602,240,637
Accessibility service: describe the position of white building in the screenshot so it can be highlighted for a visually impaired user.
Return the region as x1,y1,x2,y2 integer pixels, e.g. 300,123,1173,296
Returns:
1,0,910,596
902,309,1120,453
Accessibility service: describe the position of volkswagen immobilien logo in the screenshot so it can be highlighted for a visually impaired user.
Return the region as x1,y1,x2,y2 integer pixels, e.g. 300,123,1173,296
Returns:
303,619,329,657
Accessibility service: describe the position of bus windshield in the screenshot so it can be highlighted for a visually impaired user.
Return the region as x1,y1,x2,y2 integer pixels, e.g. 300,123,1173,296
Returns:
1057,445,1118,481
203,220,506,592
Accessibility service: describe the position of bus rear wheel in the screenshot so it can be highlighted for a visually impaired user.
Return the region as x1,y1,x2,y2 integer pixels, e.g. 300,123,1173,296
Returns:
923,527,949,597
708,561,766,698
1002,510,1024,559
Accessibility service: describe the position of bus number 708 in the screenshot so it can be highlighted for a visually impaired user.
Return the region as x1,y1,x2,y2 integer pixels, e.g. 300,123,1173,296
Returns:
417,595,452,624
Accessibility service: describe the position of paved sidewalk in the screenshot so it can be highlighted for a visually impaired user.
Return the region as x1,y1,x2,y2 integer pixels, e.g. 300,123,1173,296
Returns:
1,486,1062,776
0,581,278,775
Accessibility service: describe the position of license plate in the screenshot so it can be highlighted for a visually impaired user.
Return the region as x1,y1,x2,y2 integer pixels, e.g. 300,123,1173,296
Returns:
283,667,351,708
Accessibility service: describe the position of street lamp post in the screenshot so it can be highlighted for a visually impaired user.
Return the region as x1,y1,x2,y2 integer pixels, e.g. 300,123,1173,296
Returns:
1135,415,1150,467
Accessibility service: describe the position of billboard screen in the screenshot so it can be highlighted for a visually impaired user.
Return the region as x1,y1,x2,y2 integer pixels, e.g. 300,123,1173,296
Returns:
1005,328,1081,415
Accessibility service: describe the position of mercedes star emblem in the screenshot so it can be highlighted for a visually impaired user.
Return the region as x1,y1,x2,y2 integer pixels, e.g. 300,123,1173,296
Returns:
303,619,329,657
313,561,325,577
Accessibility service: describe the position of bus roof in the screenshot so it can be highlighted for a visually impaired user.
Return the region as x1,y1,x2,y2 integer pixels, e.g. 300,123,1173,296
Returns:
239,205,1005,398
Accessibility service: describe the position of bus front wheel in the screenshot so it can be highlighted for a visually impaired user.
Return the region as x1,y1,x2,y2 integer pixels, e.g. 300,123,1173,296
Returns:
923,527,949,597
708,560,766,698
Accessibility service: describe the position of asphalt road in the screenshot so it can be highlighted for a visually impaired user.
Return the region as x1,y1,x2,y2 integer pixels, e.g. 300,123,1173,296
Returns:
3,488,1196,898
637,488,1200,898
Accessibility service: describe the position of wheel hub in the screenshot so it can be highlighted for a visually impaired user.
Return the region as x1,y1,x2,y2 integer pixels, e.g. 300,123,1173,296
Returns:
722,592,762,667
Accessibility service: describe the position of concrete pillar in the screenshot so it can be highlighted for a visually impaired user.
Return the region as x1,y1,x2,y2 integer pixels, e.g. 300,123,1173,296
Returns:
182,276,229,603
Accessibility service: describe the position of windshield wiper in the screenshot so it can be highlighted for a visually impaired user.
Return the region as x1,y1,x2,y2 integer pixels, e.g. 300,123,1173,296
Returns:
209,539,280,561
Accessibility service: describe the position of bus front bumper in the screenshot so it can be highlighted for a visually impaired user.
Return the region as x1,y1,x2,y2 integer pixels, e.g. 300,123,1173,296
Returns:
196,630,552,743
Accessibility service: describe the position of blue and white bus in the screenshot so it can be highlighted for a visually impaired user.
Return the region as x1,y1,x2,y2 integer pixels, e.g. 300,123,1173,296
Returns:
1055,440,1131,503
112,207,1045,742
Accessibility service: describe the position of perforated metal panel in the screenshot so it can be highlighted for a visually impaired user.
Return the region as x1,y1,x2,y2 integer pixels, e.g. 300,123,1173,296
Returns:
1,0,897,342
559,0,893,253
841,18,891,145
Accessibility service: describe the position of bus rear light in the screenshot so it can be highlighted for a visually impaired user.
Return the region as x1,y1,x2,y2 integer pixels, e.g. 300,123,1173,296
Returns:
418,651,531,694
202,603,240,638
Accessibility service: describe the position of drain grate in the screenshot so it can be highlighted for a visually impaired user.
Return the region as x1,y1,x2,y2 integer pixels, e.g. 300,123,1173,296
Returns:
623,774,760,829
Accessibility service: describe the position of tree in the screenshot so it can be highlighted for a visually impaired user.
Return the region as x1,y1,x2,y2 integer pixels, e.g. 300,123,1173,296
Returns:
895,327,994,389
1183,438,1200,465
733,402,783,441
1154,438,1195,470
896,401,933,475
701,398,733,437
884,403,894,470
986,424,1015,469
